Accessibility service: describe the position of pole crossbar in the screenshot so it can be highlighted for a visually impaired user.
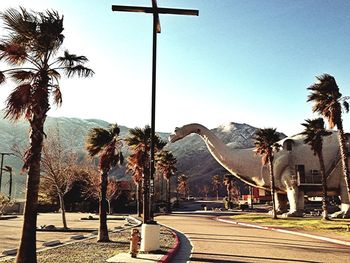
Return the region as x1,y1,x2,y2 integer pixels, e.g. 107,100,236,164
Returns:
112,5,199,16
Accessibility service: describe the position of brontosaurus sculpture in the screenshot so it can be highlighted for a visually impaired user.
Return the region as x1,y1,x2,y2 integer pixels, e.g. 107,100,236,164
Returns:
169,123,350,218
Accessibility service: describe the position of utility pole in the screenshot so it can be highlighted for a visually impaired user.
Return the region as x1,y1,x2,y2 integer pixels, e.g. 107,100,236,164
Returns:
112,1,198,224
0,153,13,192
3,166,13,200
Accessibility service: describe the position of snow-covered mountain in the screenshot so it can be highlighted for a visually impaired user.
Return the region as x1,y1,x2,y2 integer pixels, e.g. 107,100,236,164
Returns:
0,114,285,197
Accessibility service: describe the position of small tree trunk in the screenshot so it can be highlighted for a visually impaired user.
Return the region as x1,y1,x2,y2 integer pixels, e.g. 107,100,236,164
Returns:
216,188,219,201
58,192,68,229
268,158,277,219
98,171,109,242
318,152,329,220
136,182,142,217
337,128,350,193
250,186,254,209
167,179,171,213
107,200,112,215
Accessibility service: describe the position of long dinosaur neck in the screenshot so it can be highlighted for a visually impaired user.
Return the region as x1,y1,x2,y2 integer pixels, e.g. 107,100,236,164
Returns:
187,124,257,186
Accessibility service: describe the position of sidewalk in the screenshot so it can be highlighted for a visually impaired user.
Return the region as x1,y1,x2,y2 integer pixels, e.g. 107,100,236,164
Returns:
106,227,191,263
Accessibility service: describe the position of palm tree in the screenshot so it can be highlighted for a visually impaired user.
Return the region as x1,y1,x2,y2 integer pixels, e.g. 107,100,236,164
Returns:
156,150,177,212
212,175,221,200
301,118,332,220
254,128,281,219
0,8,93,262
125,125,166,222
86,124,123,242
126,152,143,217
177,174,188,199
307,74,350,196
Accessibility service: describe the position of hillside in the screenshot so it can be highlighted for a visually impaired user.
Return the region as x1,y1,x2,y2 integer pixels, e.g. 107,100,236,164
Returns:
0,114,285,198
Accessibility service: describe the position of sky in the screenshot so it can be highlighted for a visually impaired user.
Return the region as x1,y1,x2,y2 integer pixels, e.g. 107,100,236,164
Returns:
0,0,350,136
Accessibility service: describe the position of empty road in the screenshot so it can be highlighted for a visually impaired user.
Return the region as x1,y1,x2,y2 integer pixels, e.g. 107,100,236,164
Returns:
157,212,350,263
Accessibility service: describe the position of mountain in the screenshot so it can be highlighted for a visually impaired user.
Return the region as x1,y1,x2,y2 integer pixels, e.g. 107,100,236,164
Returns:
0,113,285,198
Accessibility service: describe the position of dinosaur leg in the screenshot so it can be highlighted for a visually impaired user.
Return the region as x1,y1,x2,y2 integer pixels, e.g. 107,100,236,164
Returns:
330,179,350,218
275,193,288,214
282,187,304,217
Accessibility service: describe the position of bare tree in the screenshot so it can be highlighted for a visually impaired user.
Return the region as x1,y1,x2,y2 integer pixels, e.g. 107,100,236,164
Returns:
40,128,80,229
80,163,122,215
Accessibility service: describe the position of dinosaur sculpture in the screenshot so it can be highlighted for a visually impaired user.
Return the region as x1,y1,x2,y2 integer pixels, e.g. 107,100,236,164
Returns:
169,123,350,218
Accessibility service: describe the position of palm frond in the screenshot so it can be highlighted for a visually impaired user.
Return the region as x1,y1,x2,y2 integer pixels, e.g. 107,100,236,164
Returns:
300,118,331,156
85,127,112,156
48,69,61,83
1,7,37,41
58,50,89,67
65,65,94,78
4,83,32,120
0,42,27,65
52,85,62,106
254,128,281,165
0,71,5,84
9,70,35,83
343,100,349,113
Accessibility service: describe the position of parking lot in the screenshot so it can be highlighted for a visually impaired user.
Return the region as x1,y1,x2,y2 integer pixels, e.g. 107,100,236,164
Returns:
0,212,126,254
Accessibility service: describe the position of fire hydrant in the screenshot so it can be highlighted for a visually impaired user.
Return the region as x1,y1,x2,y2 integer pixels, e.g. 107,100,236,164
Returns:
129,228,141,258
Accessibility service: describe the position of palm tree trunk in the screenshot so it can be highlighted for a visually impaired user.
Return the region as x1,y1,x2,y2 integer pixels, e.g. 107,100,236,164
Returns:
98,171,109,242
268,158,277,219
167,179,171,213
318,152,329,220
15,115,46,263
337,128,350,193
216,188,219,200
250,186,254,209
136,182,142,217
9,171,12,200
58,192,68,229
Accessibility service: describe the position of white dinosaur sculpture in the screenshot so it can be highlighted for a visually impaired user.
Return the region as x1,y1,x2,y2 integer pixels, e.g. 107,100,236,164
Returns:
169,123,350,218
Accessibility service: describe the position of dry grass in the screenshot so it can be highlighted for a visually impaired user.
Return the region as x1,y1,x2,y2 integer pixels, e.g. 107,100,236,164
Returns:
1,227,175,263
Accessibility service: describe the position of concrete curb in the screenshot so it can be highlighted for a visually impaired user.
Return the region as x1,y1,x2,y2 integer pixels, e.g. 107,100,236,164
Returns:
216,217,350,247
158,229,180,263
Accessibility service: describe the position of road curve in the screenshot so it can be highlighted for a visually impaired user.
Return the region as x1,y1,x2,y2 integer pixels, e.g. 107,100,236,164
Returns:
157,212,350,263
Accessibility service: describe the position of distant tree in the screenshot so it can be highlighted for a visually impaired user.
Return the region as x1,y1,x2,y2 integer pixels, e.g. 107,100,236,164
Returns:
40,127,80,229
156,150,177,212
177,174,188,199
0,7,93,262
200,185,209,200
125,126,166,221
307,74,350,198
86,124,123,242
0,193,13,216
106,177,121,214
301,118,332,220
223,174,234,202
126,152,143,217
212,175,221,200
254,128,281,219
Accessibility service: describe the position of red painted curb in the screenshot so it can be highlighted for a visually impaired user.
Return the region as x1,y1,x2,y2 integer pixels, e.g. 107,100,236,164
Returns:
158,229,180,263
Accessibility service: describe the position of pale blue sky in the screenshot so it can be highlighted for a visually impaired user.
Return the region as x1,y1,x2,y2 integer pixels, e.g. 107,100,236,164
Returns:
0,0,350,136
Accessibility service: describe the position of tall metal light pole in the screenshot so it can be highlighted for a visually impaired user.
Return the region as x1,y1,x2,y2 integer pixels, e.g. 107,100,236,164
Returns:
0,153,13,192
112,1,198,224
